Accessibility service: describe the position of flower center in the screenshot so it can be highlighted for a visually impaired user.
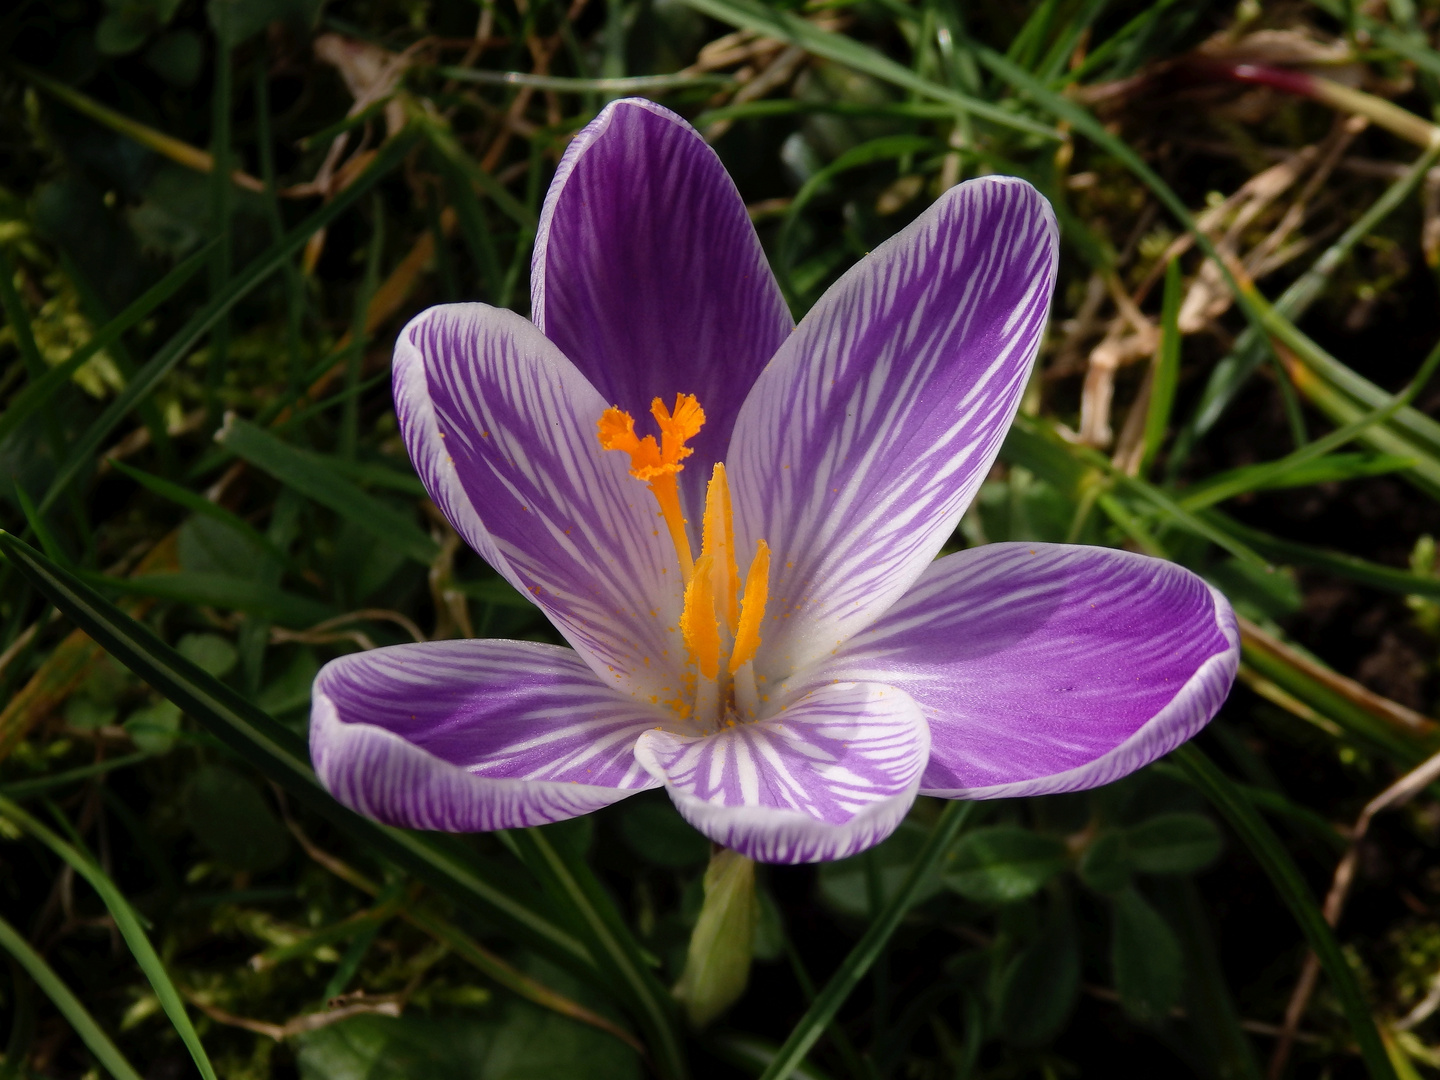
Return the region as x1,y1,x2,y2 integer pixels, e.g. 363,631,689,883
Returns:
598,395,770,728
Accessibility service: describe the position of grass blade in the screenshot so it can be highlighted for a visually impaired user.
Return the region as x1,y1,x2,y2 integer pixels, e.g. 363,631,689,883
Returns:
1180,141,1440,452
110,460,288,567
675,0,1061,140
1173,745,1397,1080
1178,454,1416,506
37,131,420,515
0,910,145,1080
509,828,689,1080
0,242,214,449
1141,257,1183,476
80,570,336,627
216,417,439,565
0,796,218,1080
757,801,976,1080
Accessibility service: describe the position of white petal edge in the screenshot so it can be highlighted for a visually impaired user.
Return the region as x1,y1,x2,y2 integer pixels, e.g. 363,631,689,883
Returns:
633,683,930,864
311,688,659,831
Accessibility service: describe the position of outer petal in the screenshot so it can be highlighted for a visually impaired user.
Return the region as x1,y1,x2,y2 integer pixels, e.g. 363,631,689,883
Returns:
727,177,1058,680
394,303,687,702
633,683,929,863
814,543,1239,798
311,639,666,831
531,98,793,515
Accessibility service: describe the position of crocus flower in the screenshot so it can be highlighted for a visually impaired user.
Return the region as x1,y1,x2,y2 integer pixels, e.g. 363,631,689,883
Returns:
310,98,1239,864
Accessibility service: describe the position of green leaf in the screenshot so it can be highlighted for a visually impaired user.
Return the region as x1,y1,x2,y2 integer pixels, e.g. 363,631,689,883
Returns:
1206,558,1302,622
95,11,153,55
943,826,1068,904
175,633,238,678
145,29,203,85
183,763,291,872
124,699,181,754
216,417,439,566
1181,454,1417,506
1111,887,1183,1026
1124,814,1223,875
996,910,1080,1046
296,992,642,1080
1077,831,1132,894
506,828,687,1080
0,910,145,1080
111,459,289,568
775,134,942,303
0,239,211,449
818,819,939,918
618,798,710,868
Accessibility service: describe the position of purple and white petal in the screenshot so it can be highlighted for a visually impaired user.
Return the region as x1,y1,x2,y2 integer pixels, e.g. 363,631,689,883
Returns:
812,543,1239,798
394,303,687,702
726,177,1058,680
311,639,666,831
531,98,793,516
633,683,929,863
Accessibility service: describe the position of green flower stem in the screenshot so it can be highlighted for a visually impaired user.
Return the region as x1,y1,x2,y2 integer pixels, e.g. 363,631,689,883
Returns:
758,801,977,1080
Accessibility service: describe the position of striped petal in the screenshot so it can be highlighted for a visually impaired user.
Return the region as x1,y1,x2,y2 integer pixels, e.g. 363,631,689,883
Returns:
310,639,665,831
532,98,793,517
633,683,929,864
394,303,687,701
726,177,1058,680
816,543,1239,798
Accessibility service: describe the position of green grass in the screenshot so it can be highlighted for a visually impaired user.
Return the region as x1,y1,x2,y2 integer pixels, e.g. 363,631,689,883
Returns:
4,0,1440,1077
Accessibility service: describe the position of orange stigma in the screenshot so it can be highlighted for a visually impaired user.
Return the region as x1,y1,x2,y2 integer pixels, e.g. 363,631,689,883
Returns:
598,394,705,581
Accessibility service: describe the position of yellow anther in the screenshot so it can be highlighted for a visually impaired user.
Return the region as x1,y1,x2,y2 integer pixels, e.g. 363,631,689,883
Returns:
729,540,770,674
598,395,705,582
701,463,740,634
680,553,721,681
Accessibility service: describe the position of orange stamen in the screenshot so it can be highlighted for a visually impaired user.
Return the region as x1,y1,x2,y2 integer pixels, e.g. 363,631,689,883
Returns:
701,464,740,634
729,540,770,674
680,553,721,681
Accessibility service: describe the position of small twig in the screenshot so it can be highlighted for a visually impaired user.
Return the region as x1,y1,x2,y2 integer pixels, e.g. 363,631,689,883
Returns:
1397,969,1440,1032
1081,984,1326,1043
275,802,647,1054
0,622,40,681
186,992,403,1041
1268,747,1440,1077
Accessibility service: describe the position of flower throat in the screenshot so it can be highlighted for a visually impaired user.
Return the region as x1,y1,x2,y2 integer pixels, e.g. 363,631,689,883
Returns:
598,395,769,728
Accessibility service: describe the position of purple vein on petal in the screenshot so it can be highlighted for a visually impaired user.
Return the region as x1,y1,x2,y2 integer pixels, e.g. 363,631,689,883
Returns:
311,639,665,832
634,682,929,863
394,303,686,700
816,543,1240,797
726,177,1060,680
532,98,793,517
